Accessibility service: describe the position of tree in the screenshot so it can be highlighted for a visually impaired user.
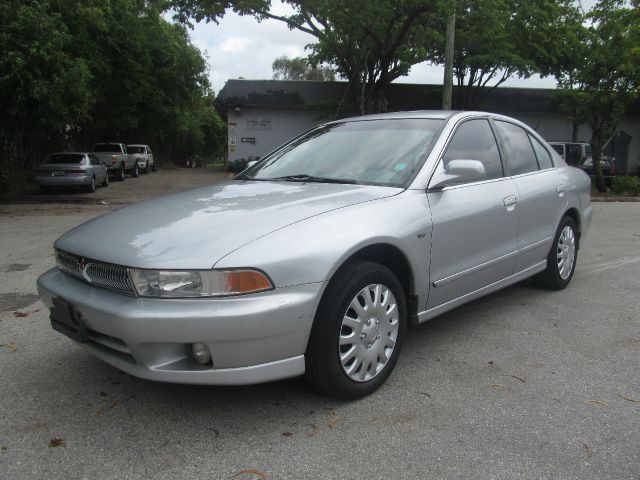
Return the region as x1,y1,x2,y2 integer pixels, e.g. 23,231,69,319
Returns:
171,0,448,114
272,56,335,81
556,0,640,192
428,0,583,109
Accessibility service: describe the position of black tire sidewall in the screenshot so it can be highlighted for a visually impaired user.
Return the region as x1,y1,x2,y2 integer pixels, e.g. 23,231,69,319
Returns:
543,216,578,289
306,261,407,399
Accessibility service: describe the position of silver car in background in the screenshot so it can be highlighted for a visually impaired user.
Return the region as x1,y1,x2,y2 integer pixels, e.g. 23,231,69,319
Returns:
34,152,109,193
37,111,592,399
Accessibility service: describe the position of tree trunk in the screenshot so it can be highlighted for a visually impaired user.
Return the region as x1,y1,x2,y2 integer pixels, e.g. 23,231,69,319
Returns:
590,138,607,193
571,122,579,142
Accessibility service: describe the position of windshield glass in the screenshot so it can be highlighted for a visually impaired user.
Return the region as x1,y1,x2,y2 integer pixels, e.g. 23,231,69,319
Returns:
241,118,444,187
127,146,145,154
44,153,85,164
93,144,121,153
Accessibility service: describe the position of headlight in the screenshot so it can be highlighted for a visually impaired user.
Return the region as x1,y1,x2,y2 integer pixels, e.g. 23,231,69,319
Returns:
129,269,273,298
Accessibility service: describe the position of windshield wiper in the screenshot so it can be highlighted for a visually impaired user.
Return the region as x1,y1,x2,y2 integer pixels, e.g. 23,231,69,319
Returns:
234,173,271,181
272,174,359,185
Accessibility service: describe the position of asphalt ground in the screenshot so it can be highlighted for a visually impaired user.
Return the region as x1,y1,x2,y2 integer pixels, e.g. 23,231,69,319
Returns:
0,172,638,480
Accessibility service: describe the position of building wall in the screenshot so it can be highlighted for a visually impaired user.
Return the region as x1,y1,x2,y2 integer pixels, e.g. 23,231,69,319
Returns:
226,107,640,175
227,108,322,163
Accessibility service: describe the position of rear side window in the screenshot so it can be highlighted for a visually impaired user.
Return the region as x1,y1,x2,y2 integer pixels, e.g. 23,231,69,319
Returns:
442,119,504,180
495,121,539,175
529,135,553,170
550,144,564,157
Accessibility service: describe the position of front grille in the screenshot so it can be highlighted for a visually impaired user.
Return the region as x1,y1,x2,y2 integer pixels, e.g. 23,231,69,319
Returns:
56,249,136,296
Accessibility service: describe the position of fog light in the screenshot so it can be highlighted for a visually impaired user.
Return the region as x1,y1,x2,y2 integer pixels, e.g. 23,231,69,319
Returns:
190,343,211,365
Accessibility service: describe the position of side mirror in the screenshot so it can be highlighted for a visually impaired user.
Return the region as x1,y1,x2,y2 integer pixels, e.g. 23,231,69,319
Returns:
428,159,486,190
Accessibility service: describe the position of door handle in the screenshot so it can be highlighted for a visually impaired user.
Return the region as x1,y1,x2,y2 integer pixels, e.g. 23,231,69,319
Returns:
503,195,518,207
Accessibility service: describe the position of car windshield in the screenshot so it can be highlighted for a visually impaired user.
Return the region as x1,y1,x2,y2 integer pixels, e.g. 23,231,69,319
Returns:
240,118,444,187
93,144,121,153
127,146,145,154
44,153,85,164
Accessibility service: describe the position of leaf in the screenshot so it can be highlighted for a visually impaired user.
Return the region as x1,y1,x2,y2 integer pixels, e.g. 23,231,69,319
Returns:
585,400,609,408
48,438,65,448
280,432,293,437
618,394,640,404
306,423,319,437
582,442,592,458
327,411,343,428
0,343,17,352
13,312,28,317
489,383,505,389
232,468,267,479
96,399,119,416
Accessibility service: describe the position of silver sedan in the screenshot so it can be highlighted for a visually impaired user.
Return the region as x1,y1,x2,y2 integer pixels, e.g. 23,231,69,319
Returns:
37,111,592,399
34,152,109,193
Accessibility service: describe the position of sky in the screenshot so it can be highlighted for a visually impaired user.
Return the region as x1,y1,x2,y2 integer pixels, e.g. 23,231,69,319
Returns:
182,0,598,95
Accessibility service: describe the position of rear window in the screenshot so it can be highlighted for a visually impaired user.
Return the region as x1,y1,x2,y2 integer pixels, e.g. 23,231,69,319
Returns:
127,146,146,154
45,153,85,164
93,144,122,153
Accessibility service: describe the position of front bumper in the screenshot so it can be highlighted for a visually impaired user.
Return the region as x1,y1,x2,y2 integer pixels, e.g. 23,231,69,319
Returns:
37,268,323,385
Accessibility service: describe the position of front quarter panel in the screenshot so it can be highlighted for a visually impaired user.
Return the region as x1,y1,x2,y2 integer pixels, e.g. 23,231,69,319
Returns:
214,190,433,308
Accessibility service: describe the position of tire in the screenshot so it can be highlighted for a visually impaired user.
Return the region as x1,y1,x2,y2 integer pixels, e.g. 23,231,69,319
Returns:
87,176,96,193
305,260,407,400
118,163,126,181
102,173,109,187
132,162,139,178
533,216,578,290
144,162,149,174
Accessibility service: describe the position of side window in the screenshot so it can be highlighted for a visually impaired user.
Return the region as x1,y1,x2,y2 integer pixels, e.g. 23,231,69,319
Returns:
442,119,504,180
550,144,564,158
494,121,539,175
529,135,553,170
147,146,152,154
89,154,98,165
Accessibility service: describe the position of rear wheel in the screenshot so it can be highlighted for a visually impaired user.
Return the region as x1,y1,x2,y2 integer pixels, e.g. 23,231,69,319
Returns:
102,173,109,187
533,216,577,290
87,176,96,193
305,261,406,400
132,162,139,178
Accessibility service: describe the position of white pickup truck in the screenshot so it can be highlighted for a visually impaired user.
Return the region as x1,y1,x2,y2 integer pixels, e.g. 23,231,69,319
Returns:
126,144,156,173
92,143,139,181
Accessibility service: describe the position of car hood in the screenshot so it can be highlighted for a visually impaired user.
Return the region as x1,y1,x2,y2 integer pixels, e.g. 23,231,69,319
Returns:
55,181,401,269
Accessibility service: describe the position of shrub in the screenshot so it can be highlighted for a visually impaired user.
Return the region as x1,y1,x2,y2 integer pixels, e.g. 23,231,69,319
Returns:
610,176,640,196
226,158,248,173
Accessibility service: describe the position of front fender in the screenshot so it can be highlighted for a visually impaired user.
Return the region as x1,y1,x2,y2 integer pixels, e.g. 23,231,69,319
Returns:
214,190,433,307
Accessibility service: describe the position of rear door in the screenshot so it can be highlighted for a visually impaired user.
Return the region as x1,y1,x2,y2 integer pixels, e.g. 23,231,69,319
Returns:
493,120,566,273
426,118,519,308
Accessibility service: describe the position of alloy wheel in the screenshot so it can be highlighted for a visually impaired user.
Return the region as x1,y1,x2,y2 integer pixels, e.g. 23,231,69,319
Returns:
557,225,576,280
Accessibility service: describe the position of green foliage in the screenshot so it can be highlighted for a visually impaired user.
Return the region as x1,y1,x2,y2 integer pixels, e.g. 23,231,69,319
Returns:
610,176,640,196
272,56,335,81
227,159,248,173
0,0,225,192
428,0,582,108
556,0,640,192
171,0,448,114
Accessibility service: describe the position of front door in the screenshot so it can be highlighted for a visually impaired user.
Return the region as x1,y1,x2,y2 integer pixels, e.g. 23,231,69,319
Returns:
426,118,519,309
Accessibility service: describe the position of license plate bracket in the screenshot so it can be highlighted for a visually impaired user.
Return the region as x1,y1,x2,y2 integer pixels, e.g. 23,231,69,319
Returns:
50,297,88,342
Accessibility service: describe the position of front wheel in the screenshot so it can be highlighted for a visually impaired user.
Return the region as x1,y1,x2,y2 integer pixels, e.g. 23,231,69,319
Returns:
117,164,126,181
305,261,406,400
533,216,578,290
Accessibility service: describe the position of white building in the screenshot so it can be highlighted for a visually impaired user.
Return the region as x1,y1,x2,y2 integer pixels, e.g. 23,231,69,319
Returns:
216,79,640,175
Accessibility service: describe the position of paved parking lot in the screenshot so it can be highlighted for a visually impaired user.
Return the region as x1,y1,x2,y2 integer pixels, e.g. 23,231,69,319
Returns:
0,174,639,479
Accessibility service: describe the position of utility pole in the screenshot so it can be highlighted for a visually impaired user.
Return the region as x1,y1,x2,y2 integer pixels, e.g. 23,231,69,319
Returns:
442,2,456,110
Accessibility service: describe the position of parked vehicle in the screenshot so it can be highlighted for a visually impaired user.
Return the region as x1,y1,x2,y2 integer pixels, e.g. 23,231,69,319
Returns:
34,152,108,193
548,142,590,166
126,144,155,173
38,111,592,400
92,143,138,181
548,142,617,185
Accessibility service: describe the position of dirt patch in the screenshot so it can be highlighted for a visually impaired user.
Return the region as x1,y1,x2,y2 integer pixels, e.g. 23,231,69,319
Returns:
4,264,30,272
0,293,39,312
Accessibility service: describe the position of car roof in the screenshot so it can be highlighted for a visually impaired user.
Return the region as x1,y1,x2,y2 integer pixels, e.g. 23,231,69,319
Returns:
126,144,149,147
334,110,459,123
49,152,89,155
